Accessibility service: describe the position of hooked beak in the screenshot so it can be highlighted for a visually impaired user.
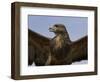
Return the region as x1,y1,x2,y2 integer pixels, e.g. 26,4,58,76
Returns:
49,27,54,32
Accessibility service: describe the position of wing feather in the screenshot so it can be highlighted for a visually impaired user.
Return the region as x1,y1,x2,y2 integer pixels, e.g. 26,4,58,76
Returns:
70,36,88,63
28,29,50,66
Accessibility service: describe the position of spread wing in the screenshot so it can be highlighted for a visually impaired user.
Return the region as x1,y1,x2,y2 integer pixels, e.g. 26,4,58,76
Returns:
70,36,88,63
28,29,88,66
28,29,50,66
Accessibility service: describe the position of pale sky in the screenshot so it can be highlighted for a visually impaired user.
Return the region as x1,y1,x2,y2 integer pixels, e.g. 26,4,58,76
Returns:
28,15,88,41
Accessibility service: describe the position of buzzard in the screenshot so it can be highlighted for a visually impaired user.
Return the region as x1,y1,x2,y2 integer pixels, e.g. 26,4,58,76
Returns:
28,24,88,66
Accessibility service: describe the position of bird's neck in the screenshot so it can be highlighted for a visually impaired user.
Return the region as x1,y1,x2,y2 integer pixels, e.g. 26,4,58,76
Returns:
55,32,71,44
53,33,71,49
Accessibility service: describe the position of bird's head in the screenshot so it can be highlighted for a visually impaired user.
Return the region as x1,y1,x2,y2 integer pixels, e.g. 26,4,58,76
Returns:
49,24,71,43
49,24,67,35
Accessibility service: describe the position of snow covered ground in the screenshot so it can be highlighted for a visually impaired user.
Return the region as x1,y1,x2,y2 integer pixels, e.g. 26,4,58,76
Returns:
72,60,88,65
31,60,88,66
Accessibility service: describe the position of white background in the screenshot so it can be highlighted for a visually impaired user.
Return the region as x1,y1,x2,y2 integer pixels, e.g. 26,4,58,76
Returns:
0,0,100,82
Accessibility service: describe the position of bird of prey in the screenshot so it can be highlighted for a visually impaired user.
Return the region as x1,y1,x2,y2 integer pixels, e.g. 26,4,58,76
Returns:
28,24,88,66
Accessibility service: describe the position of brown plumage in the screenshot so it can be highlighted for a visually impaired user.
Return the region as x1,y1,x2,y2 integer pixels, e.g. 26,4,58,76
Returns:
28,30,50,66
28,24,88,66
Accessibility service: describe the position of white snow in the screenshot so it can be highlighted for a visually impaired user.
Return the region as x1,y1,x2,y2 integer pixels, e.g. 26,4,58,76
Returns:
30,60,88,66
72,60,88,65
